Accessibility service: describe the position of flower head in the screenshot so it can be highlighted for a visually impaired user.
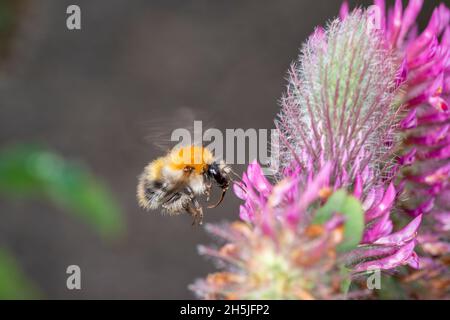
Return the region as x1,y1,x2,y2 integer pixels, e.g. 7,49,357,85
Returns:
191,163,421,299
273,7,422,278
190,3,450,300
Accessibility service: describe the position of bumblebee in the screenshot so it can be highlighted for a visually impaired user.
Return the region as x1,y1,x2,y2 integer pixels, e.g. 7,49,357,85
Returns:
137,145,230,225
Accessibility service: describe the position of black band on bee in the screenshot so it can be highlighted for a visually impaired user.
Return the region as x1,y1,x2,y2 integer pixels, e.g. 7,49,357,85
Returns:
146,180,166,198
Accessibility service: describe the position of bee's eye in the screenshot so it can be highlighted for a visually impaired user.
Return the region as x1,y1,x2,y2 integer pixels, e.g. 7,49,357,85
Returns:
208,166,217,176
207,162,229,188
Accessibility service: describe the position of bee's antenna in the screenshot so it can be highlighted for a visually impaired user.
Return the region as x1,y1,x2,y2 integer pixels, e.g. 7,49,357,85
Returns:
228,169,247,195
228,168,243,183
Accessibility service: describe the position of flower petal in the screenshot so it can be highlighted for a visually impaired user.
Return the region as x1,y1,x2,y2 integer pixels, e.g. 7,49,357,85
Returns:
233,182,247,200
374,214,422,246
365,183,396,222
340,1,349,20
353,240,417,272
247,161,272,195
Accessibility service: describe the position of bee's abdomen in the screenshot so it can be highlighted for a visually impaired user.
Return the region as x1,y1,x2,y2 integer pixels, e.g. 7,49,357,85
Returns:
137,177,168,210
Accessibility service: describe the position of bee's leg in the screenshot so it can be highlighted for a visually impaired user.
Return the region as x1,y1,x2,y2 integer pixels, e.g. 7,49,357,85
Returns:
161,192,190,215
183,199,203,226
184,187,204,226
203,174,212,202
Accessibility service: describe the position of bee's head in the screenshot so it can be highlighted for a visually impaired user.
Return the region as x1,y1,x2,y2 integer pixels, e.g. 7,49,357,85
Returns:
206,161,230,189
205,161,230,208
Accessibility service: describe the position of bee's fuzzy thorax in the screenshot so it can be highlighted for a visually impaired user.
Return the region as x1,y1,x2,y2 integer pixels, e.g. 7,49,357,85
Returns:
167,145,213,174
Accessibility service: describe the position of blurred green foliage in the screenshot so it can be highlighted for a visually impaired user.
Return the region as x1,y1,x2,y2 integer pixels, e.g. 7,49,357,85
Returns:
313,190,364,297
0,248,40,299
0,145,125,299
0,145,125,238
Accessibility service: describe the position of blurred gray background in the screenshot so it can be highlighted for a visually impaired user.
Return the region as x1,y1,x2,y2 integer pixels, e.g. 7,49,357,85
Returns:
0,0,439,299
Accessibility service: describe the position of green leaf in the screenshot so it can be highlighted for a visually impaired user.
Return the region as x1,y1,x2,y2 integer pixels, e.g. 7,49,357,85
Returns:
377,274,407,300
337,195,364,252
0,145,124,239
313,189,347,224
0,248,40,299
339,265,352,296
313,189,364,252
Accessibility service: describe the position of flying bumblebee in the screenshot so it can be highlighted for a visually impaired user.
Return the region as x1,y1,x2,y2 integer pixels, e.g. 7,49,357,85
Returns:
137,145,231,225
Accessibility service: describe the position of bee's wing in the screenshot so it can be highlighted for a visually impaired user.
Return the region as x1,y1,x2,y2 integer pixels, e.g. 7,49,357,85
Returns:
140,106,216,153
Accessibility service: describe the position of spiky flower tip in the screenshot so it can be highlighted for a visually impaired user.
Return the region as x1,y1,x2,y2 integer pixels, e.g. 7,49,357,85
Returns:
276,9,402,190
341,0,450,299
